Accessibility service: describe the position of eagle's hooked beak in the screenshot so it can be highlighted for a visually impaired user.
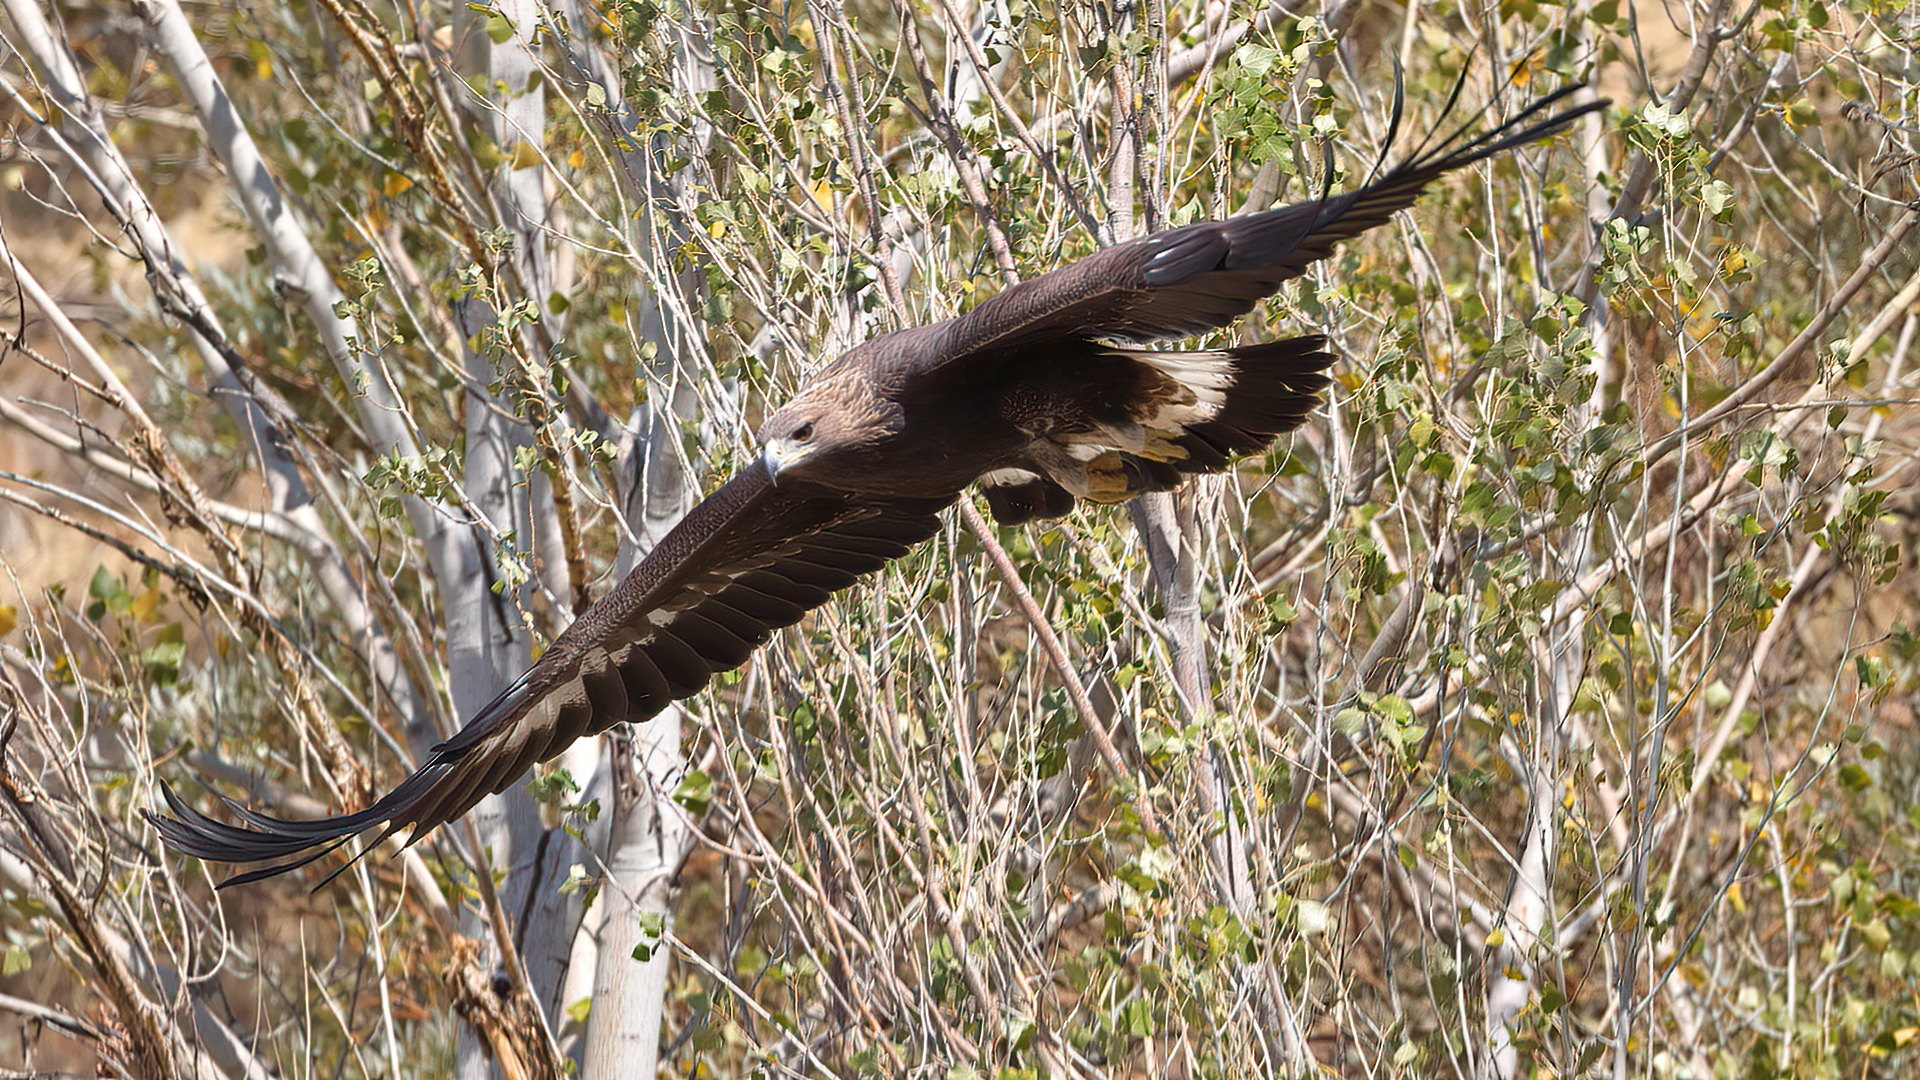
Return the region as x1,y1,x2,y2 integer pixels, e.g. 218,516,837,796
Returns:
761,440,791,484
761,419,818,485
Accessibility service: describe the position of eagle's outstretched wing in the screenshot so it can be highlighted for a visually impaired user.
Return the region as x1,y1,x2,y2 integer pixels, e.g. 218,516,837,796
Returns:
933,86,1605,361
151,460,952,886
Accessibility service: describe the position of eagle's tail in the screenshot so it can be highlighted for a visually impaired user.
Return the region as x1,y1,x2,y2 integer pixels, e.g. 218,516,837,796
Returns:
1157,336,1336,473
983,336,1335,524
1083,336,1335,501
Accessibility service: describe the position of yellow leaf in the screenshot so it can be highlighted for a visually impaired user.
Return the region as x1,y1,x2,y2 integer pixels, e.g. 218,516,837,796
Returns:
1485,928,1506,949
0,604,15,637
506,141,544,170
567,149,586,169
131,589,160,622
1865,1027,1920,1057
707,219,728,240
255,56,273,80
472,137,505,170
383,172,414,197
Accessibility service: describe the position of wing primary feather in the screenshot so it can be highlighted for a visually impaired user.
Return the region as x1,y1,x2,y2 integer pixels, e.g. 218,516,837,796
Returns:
1412,84,1594,172
661,610,759,669
640,630,716,697
1375,55,1407,182
707,581,809,627
692,600,779,650
1401,57,1481,167
734,569,834,610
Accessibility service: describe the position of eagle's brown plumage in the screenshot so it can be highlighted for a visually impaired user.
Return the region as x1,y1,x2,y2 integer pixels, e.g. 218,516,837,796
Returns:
153,88,1605,884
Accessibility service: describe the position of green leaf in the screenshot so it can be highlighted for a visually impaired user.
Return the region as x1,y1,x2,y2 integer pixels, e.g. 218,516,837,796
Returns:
1702,179,1736,219
1539,982,1567,1014
1121,996,1155,1037
673,769,713,814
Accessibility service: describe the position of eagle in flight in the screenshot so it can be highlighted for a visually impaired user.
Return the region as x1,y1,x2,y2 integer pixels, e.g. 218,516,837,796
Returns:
154,88,1604,884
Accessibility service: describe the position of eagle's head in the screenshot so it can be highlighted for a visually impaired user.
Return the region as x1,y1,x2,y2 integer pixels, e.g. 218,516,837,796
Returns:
757,376,902,487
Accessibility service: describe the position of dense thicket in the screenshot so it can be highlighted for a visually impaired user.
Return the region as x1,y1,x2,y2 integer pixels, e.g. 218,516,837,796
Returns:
2,0,1917,1077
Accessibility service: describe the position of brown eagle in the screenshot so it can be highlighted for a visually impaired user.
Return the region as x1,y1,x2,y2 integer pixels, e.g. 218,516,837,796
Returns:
154,88,1604,884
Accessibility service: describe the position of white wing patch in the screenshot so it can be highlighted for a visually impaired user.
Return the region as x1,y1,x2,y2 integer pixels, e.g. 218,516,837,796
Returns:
1130,349,1233,429
990,348,1252,502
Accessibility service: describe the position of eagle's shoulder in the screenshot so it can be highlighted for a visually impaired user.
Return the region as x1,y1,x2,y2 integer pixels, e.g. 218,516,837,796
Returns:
818,319,961,384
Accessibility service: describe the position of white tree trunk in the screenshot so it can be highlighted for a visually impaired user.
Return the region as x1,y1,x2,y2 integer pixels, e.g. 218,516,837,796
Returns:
445,2,585,1076
582,711,691,1077
554,3,714,1069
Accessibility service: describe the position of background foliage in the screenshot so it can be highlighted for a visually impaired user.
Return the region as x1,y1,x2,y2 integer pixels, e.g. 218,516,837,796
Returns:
3,0,1919,1077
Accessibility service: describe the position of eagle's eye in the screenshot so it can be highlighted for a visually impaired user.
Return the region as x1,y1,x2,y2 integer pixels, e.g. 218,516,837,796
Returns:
791,422,815,444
